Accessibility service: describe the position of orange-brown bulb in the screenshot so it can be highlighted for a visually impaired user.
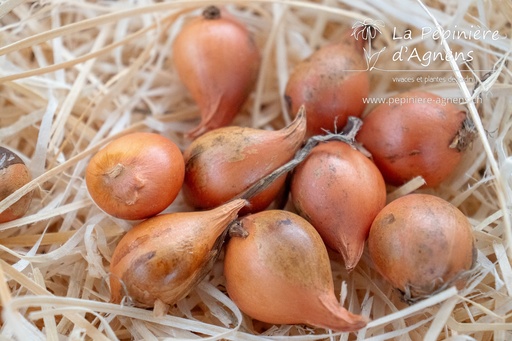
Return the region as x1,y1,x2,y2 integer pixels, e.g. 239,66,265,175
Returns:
85,132,185,220
224,210,367,332
183,109,306,214
0,147,33,223
110,199,246,306
172,6,261,138
357,91,472,187
285,32,369,137
368,194,476,303
291,141,386,270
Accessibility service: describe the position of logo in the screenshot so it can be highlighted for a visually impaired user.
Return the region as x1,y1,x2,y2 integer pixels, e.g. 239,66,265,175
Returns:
351,19,386,71
350,18,507,73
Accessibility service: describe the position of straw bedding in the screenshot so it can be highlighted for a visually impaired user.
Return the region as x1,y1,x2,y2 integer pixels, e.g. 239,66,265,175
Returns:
0,0,511,340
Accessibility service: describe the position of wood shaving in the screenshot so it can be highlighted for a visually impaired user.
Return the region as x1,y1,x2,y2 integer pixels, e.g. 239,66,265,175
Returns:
0,0,511,339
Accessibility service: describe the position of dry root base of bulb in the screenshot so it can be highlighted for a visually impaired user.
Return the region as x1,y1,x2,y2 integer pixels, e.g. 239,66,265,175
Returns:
449,116,478,152
397,267,477,305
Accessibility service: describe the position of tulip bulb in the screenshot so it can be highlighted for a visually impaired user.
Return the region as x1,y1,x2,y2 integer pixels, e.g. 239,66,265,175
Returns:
183,108,306,214
291,141,386,271
85,132,185,220
368,194,476,303
110,199,246,307
224,210,367,332
0,147,33,223
357,91,474,187
285,30,369,137
172,6,261,138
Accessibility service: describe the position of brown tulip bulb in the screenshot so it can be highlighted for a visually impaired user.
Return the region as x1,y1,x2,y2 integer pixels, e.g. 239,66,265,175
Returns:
0,147,33,223
224,210,368,332
110,199,246,307
173,6,261,138
183,108,306,214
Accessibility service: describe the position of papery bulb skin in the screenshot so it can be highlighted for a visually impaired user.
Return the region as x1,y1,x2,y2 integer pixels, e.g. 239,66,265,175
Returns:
224,210,368,332
183,109,306,214
110,199,246,307
285,32,369,137
291,141,386,271
172,6,261,138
